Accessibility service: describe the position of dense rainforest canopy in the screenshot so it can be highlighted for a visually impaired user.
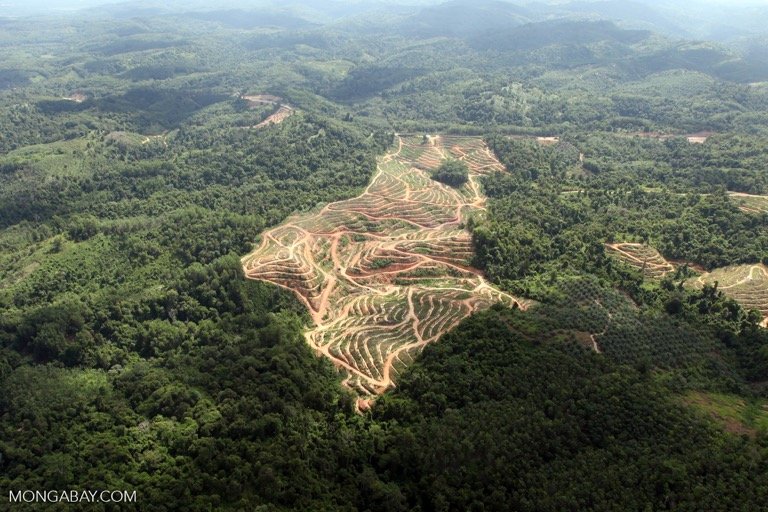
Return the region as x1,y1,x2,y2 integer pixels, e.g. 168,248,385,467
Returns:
430,158,469,187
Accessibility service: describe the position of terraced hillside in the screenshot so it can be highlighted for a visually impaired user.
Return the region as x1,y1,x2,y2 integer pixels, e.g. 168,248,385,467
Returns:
607,242,768,325
729,192,768,215
690,264,768,326
241,93,295,128
242,135,526,399
605,243,676,278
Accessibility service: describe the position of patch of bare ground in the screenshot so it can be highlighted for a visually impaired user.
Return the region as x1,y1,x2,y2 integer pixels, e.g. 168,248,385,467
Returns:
605,243,676,279
607,242,768,325
242,135,528,404
622,131,715,144
728,192,768,215
241,94,283,106
682,391,768,438
688,264,768,326
142,133,168,148
506,134,561,146
237,93,295,129
253,105,294,129
686,132,714,144
63,92,87,103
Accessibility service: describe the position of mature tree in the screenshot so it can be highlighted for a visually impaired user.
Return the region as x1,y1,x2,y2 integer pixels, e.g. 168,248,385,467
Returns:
431,159,469,187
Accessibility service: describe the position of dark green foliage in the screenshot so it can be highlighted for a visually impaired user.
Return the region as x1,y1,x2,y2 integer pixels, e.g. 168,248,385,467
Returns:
0,54,391,506
574,133,768,194
0,267,361,511
374,307,768,511
472,19,649,52
430,158,469,187
332,66,426,101
0,69,31,88
477,136,768,283
473,135,768,393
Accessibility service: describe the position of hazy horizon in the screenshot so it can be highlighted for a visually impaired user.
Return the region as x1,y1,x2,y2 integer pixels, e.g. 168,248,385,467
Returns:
2,0,768,44
3,0,768,17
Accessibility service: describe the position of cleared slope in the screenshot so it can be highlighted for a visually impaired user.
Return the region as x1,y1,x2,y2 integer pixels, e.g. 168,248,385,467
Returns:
242,135,526,399
690,264,768,326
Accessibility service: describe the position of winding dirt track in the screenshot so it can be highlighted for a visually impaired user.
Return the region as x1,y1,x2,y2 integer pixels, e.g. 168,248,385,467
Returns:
605,243,675,279
728,192,768,214
692,264,768,327
242,135,527,398
240,94,295,129
608,242,768,327
253,105,294,129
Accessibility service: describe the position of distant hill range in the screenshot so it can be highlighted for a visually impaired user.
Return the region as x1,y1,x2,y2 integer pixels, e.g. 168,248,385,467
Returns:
74,0,768,43
393,0,531,38
9,0,766,83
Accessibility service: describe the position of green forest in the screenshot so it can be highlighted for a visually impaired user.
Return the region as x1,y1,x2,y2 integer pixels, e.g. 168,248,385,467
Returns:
1,0,768,510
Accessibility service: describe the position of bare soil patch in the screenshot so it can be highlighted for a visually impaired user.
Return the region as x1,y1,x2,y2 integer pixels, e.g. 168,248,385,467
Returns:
689,264,768,326
623,131,715,144
728,192,768,215
605,243,676,279
253,105,294,129
242,135,526,400
239,93,295,129
63,92,87,103
241,94,283,106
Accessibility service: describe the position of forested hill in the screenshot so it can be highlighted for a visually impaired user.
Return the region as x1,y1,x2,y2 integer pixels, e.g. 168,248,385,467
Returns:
0,1,767,510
